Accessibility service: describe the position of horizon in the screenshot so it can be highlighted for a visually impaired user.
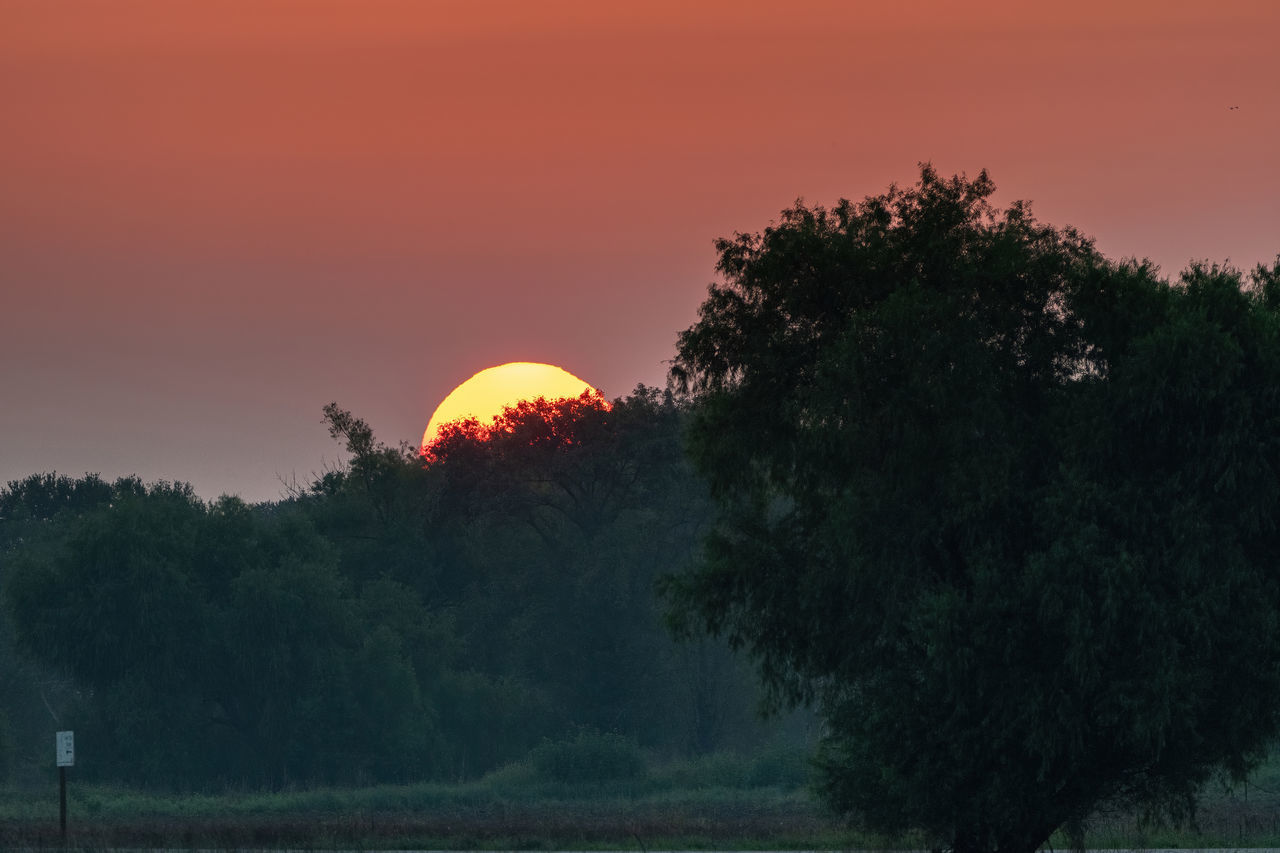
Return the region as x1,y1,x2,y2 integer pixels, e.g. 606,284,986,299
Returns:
3,0,1277,501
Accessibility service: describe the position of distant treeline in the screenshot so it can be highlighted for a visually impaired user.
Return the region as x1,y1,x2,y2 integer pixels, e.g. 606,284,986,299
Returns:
0,386,802,790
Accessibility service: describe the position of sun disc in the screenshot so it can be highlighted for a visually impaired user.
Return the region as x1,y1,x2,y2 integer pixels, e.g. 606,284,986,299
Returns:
423,362,600,450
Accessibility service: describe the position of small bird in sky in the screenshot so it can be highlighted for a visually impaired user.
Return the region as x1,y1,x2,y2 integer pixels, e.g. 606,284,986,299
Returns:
1229,105,1240,110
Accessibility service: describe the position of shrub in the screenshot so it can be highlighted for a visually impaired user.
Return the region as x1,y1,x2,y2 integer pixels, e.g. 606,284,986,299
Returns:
654,752,751,789
747,744,812,789
527,730,647,784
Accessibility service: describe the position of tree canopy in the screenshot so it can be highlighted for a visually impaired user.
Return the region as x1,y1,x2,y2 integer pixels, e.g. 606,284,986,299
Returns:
0,388,784,788
5,481,431,787
668,165,1280,853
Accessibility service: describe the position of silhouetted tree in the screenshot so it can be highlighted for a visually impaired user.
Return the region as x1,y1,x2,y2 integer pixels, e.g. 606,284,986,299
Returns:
668,164,1280,853
426,387,764,754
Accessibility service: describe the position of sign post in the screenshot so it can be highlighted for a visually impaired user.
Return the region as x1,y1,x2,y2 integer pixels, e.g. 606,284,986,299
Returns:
56,731,73,841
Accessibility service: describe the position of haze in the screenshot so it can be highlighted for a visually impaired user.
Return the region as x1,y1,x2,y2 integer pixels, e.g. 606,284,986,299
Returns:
2,0,1276,501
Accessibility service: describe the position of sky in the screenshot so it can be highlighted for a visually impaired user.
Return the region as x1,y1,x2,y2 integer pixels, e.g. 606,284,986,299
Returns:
2,0,1277,502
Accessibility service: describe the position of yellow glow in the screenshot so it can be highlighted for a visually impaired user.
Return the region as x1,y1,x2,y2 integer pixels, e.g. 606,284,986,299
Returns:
423,362,598,449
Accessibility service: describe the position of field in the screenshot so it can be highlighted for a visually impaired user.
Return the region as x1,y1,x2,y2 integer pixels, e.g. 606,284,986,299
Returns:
4,750,1280,850
1,782,838,850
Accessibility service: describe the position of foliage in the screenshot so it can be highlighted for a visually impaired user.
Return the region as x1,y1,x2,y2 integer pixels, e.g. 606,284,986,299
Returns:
0,387,795,790
417,386,768,758
0,473,150,782
668,164,1280,853
3,483,435,787
527,729,648,784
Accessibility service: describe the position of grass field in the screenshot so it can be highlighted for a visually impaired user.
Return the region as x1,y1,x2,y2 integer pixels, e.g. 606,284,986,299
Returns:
0,749,851,851
5,748,1280,850
1,784,843,851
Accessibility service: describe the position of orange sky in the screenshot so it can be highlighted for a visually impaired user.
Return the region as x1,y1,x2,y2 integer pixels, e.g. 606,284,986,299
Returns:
2,0,1277,500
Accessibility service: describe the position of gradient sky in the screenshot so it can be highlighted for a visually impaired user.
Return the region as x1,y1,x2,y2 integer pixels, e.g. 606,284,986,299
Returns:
3,0,1277,501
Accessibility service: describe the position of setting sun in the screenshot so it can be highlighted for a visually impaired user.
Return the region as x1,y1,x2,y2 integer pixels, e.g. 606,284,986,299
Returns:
422,362,600,451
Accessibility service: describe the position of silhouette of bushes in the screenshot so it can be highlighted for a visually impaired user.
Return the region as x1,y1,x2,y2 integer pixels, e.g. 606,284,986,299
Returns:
528,729,647,783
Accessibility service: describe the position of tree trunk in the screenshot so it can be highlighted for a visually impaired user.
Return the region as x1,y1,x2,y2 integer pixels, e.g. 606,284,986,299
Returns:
949,817,1059,853
995,817,1060,853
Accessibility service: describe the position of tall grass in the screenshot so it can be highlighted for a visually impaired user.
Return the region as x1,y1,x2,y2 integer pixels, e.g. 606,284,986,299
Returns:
9,743,1279,849
0,743,838,850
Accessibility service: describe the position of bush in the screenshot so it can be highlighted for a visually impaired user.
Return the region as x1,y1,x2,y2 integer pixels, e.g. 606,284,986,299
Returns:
651,747,812,791
527,730,647,784
746,744,811,789
654,752,750,789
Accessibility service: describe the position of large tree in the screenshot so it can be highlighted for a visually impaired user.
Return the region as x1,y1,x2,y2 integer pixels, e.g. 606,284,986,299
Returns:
667,165,1280,853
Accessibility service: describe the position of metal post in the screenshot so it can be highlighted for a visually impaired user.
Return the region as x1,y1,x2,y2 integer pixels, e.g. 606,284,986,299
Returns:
59,765,67,840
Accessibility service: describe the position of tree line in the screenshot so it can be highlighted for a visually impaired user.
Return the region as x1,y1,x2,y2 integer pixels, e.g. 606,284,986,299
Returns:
0,387,788,789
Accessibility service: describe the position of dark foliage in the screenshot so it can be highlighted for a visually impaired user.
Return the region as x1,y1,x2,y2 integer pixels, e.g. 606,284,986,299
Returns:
0,388,788,789
528,729,648,783
4,483,431,787
668,164,1280,853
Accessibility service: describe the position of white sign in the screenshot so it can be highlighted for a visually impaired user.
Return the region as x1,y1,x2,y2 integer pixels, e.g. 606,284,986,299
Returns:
56,731,74,767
